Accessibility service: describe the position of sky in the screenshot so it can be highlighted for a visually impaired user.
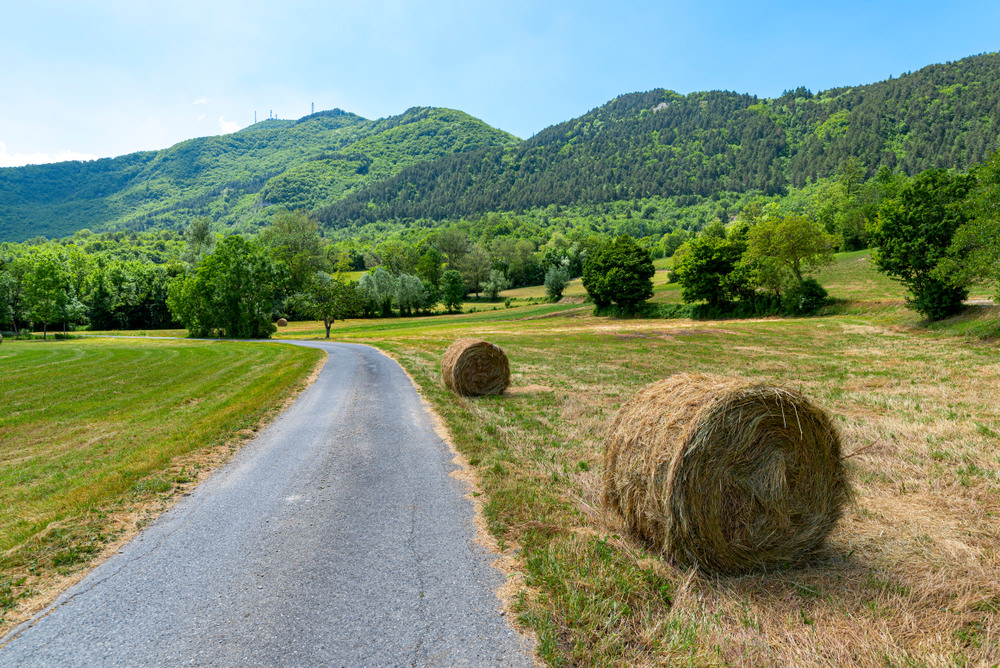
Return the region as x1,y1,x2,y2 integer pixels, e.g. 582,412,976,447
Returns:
2,0,998,167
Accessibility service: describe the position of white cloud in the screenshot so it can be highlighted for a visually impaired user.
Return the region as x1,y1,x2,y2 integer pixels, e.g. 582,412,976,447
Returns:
218,116,241,134
193,97,208,105
197,113,206,121
0,140,98,168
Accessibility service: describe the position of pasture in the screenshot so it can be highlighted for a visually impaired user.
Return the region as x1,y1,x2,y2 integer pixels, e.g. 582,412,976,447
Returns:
3,249,998,665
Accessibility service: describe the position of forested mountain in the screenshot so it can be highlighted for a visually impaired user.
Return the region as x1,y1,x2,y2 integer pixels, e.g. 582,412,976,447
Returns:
3,52,998,244
0,108,518,242
319,52,1000,228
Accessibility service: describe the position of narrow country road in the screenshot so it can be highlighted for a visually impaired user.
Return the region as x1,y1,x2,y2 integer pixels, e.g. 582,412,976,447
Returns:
0,342,533,667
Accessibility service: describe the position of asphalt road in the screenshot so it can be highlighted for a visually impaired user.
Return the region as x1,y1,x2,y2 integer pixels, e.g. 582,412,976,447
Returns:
0,341,533,667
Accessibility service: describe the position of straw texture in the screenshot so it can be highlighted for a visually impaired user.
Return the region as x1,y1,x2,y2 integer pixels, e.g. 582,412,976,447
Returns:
603,373,850,573
441,338,510,396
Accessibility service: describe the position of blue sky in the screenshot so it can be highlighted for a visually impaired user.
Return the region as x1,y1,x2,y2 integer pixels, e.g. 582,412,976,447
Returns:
2,0,997,167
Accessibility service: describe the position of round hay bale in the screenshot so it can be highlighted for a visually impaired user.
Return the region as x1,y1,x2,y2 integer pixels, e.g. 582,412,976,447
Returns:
442,338,510,396
603,373,850,573
276,318,288,327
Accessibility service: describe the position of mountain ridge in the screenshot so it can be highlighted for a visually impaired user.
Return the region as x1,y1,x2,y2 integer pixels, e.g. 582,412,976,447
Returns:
2,51,998,242
319,51,1000,228
0,107,518,241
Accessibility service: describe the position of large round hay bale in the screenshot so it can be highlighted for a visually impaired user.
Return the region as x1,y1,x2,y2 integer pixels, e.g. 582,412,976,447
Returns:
276,318,288,327
442,338,510,396
603,373,849,573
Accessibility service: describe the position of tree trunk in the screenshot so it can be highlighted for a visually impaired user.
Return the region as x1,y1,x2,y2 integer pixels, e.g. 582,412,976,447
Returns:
324,317,332,339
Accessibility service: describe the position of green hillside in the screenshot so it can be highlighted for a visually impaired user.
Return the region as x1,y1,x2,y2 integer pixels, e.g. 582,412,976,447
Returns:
0,108,518,242
320,52,1000,228
3,51,999,244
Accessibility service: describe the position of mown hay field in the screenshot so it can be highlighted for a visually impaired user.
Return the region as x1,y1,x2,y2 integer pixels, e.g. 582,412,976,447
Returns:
6,250,998,665
303,257,1000,666
0,338,323,631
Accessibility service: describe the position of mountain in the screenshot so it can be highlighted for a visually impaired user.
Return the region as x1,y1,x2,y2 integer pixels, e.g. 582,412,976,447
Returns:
318,52,1000,228
3,52,999,243
0,108,518,242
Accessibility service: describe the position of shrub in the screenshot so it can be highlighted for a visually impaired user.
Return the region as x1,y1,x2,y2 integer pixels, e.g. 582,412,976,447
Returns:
544,265,571,301
781,278,829,315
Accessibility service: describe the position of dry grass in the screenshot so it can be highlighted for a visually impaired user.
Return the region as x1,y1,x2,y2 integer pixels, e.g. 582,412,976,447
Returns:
321,305,1000,666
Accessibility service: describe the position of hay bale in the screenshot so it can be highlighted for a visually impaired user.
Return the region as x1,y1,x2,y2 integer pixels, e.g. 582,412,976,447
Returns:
442,338,510,396
276,318,288,327
603,373,849,573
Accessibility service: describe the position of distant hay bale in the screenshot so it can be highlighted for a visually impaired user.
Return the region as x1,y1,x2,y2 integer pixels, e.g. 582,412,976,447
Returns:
603,373,849,573
442,338,510,396
276,318,288,327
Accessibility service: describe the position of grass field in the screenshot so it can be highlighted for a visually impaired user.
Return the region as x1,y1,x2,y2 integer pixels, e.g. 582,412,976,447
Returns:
0,338,323,629
4,251,998,664
291,252,998,665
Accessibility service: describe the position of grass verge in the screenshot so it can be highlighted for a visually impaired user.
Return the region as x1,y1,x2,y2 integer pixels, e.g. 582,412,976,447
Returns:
0,338,323,633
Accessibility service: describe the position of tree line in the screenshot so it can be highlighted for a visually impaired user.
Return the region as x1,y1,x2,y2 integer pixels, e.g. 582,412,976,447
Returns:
666,152,1000,320
0,210,602,338
4,146,998,338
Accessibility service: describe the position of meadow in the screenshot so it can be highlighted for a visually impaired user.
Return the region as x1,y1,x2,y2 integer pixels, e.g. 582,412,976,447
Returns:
278,251,999,665
0,339,323,630
3,251,999,665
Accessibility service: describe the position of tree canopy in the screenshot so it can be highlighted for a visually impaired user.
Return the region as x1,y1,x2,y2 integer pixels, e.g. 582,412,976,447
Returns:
870,168,974,319
582,235,654,312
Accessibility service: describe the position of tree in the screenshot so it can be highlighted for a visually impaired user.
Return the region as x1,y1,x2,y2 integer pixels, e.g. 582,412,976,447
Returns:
415,246,445,287
23,248,74,339
581,235,654,312
310,272,360,338
394,273,426,316
745,214,838,292
440,269,466,313
482,269,511,301
259,209,326,298
0,248,30,333
673,234,747,307
358,266,397,318
544,263,571,301
870,168,974,320
167,235,282,338
939,151,1000,302
460,243,492,297
432,228,470,264
182,216,216,267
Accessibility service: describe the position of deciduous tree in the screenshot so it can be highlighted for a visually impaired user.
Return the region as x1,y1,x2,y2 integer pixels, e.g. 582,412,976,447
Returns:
582,235,654,312
167,235,282,338
440,270,465,313
870,168,974,319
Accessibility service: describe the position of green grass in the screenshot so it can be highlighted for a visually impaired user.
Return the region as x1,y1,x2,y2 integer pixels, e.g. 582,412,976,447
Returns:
5,248,998,662
0,338,322,621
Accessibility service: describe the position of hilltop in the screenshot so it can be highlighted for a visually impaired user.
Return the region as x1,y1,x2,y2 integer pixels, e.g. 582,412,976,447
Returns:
0,107,518,241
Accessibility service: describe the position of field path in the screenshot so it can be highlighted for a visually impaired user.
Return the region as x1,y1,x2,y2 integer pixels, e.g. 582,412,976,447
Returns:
0,341,533,667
